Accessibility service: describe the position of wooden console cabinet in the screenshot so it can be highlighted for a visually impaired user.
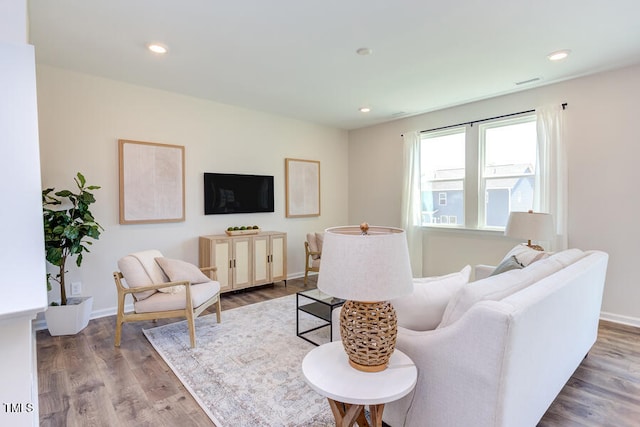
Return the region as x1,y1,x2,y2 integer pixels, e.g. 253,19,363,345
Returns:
199,231,287,293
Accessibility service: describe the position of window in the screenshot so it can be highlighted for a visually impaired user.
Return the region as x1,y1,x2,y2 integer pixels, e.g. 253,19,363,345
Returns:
419,114,538,229
420,129,465,226
480,117,537,228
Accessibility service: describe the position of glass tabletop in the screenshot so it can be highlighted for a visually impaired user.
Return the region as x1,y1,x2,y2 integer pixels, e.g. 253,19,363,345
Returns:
297,288,345,306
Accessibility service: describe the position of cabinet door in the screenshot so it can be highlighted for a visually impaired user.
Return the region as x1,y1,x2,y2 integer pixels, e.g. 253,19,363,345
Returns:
213,239,233,292
232,237,252,289
253,235,270,285
269,233,287,282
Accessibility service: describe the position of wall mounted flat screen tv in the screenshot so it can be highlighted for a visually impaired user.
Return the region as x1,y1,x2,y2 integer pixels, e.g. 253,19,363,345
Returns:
204,173,274,214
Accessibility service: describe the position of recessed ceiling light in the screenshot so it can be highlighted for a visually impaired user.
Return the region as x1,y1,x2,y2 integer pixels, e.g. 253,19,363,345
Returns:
356,47,373,56
547,49,571,61
359,107,371,113
147,43,168,54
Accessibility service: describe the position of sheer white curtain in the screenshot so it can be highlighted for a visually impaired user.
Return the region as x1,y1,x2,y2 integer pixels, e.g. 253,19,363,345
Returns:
535,104,568,251
401,131,423,276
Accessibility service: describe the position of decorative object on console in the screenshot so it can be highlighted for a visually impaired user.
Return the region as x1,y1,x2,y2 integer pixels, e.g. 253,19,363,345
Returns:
225,225,260,236
505,210,554,251
317,223,413,372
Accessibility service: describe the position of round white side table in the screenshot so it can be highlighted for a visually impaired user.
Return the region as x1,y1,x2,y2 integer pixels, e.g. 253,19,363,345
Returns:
302,341,417,427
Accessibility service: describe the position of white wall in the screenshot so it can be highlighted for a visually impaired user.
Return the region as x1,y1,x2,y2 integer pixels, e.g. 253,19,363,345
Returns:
36,65,349,316
0,0,28,43
0,2,45,425
348,63,640,325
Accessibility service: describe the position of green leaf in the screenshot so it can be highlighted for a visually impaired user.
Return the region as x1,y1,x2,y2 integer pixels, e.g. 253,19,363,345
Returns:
55,190,73,197
77,172,86,187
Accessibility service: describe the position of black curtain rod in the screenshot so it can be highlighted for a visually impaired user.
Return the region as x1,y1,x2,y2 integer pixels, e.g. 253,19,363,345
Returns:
402,103,567,136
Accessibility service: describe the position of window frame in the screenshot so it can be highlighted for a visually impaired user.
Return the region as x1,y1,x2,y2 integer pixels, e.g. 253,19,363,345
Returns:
419,113,538,231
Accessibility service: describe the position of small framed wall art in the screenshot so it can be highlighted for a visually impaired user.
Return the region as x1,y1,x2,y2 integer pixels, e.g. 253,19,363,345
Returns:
285,158,320,218
118,139,185,224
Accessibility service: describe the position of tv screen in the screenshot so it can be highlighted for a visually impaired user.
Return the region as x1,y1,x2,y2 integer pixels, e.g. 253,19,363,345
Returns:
204,173,274,214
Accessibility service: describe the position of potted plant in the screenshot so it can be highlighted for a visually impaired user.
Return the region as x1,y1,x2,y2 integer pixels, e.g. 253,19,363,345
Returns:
42,172,103,335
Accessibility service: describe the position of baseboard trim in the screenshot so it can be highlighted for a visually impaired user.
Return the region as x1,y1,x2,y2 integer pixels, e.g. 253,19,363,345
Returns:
600,311,640,328
33,303,134,331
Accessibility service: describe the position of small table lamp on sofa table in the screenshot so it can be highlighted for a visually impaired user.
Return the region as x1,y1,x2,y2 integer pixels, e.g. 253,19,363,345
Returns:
317,223,413,372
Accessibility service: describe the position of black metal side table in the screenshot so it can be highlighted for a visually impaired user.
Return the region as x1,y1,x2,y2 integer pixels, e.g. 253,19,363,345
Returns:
296,288,345,346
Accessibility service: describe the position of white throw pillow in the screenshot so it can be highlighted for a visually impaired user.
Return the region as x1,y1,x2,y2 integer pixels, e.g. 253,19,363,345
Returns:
155,257,212,294
391,265,471,331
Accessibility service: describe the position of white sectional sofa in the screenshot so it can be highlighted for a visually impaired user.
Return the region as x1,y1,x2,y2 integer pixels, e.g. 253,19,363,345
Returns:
332,247,609,427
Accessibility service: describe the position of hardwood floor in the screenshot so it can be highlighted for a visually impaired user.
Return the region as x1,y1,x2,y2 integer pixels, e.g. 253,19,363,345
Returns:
37,276,640,426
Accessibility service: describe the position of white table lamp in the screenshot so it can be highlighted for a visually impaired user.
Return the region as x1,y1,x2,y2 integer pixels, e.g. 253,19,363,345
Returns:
505,210,554,251
317,223,413,372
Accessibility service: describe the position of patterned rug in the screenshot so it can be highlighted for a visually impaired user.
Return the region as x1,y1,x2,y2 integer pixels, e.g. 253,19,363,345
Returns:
143,294,335,426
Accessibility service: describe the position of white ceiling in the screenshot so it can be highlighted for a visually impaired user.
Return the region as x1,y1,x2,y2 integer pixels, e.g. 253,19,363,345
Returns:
28,0,640,130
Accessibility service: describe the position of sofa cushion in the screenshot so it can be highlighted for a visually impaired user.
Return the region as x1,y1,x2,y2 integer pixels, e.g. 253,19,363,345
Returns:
117,250,168,300
490,255,525,276
155,257,212,294
391,265,471,331
134,281,221,313
438,249,585,328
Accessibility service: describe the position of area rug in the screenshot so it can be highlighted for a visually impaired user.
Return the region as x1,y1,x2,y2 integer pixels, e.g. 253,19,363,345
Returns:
143,295,335,427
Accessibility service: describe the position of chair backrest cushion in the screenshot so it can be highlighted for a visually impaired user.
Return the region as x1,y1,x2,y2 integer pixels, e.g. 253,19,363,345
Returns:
307,233,321,260
315,232,324,256
117,249,168,300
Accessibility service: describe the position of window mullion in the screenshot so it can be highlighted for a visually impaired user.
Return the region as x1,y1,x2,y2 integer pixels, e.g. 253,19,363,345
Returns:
465,124,479,228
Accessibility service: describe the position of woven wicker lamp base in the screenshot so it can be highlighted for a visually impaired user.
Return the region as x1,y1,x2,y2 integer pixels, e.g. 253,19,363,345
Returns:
339,300,398,372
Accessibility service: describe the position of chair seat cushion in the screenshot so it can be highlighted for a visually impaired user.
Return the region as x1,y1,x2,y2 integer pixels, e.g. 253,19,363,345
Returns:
134,281,221,313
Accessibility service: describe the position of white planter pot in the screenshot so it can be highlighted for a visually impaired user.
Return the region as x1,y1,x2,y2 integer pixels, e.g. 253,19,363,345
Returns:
44,296,93,336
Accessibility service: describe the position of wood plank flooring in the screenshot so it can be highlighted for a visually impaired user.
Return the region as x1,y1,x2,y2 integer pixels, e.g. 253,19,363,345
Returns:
37,276,640,426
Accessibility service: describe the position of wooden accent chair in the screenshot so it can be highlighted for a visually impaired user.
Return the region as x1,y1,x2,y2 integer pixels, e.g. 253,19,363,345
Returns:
304,232,323,285
113,249,221,348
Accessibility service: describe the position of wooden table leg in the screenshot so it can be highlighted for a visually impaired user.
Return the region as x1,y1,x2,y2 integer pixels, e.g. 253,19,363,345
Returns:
328,399,366,427
369,403,385,427
327,399,385,427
